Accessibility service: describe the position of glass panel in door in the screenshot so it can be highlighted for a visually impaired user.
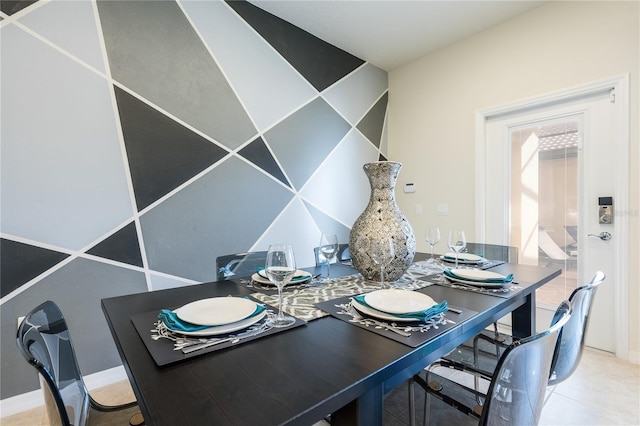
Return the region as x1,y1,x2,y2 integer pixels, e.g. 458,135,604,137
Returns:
509,116,580,307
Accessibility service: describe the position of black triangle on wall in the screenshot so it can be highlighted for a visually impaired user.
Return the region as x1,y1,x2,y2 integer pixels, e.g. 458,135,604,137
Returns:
238,137,290,187
87,222,144,267
226,0,364,92
1,0,38,15
114,86,229,211
1,238,70,298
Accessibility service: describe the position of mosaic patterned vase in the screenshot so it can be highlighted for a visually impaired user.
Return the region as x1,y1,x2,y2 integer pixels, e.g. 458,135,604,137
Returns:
349,161,416,281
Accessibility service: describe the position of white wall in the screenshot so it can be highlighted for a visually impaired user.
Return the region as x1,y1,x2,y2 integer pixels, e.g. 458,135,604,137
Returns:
388,1,639,359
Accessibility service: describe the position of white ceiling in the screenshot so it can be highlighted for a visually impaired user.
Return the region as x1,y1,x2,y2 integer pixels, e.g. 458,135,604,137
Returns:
249,1,548,71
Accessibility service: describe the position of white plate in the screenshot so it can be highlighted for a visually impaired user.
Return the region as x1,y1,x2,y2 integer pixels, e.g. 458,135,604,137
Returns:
440,253,486,264
445,269,511,288
351,299,419,323
174,297,257,326
252,269,312,285
174,310,267,336
449,269,507,281
364,289,435,314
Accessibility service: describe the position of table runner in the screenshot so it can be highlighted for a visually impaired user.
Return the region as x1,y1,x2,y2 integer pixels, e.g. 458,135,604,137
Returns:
316,296,477,348
250,270,434,321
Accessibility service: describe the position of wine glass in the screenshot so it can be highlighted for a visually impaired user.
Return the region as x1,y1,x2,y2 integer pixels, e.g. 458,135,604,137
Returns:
425,227,441,263
264,244,297,328
319,233,339,283
369,237,395,288
448,229,467,268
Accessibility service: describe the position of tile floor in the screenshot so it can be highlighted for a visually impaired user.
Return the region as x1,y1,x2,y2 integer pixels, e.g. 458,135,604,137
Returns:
2,348,638,425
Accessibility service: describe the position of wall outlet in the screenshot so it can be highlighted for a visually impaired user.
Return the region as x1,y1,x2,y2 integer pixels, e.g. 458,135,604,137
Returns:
415,204,422,215
436,203,449,215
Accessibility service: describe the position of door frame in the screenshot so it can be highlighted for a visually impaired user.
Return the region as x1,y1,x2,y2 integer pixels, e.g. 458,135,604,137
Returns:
474,74,630,360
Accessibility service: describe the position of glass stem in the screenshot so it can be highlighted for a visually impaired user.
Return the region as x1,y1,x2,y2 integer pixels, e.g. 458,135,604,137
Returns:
380,265,384,288
277,285,284,319
430,246,434,260
327,259,331,279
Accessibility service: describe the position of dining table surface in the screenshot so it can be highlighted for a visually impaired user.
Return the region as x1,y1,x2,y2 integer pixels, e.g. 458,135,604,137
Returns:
101,252,561,426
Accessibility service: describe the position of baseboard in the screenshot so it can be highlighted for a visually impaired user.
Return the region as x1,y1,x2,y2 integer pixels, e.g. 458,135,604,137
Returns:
628,350,640,365
0,366,128,418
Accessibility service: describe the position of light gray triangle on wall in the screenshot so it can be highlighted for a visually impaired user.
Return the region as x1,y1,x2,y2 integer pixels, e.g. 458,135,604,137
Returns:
264,97,350,190
300,130,377,229
1,25,133,251
303,201,352,244
323,64,388,126
140,156,294,282
97,0,256,150
17,0,106,73
181,1,317,132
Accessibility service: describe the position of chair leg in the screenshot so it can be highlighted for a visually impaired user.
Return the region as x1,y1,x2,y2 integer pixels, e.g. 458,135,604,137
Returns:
129,412,145,426
409,380,416,426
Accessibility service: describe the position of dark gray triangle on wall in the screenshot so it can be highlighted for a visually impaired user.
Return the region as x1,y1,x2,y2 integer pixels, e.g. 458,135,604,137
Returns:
0,238,69,298
1,0,38,15
114,86,228,211
238,137,290,188
226,0,365,92
87,222,143,267
378,153,388,161
357,92,388,149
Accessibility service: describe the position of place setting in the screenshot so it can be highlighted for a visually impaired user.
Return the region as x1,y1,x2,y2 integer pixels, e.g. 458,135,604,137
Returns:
131,244,309,366
439,268,521,296
130,294,306,366
249,268,315,291
316,288,476,347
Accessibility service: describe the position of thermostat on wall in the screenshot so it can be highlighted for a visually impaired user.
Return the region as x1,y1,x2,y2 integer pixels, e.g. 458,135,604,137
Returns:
404,183,416,193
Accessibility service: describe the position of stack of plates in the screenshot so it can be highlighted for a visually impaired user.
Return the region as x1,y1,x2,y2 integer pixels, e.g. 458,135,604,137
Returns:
165,297,266,336
251,269,312,285
440,252,487,264
444,268,513,288
351,289,437,322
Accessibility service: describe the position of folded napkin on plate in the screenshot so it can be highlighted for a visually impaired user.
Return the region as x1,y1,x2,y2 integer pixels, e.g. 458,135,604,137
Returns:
443,269,513,283
158,304,266,333
352,295,448,322
257,268,310,282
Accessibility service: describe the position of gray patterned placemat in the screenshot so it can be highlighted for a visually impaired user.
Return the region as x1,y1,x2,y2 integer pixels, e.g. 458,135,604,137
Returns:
251,271,434,321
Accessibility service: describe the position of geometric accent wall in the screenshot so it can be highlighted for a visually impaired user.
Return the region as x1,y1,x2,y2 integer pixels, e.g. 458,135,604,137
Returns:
0,0,387,400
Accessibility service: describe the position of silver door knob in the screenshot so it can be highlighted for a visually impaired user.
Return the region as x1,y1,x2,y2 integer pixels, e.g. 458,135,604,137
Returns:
587,231,612,241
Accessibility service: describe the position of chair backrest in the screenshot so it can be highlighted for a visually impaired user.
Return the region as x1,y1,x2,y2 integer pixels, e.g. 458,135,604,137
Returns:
480,301,571,426
16,300,90,426
465,243,519,263
313,244,350,266
215,251,267,281
548,270,605,385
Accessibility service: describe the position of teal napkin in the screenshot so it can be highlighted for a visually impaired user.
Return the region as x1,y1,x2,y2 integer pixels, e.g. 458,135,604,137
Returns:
158,304,266,333
444,269,513,283
353,294,448,323
257,268,311,282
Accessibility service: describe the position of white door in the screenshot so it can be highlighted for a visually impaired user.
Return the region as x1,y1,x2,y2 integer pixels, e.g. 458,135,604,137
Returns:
477,77,629,356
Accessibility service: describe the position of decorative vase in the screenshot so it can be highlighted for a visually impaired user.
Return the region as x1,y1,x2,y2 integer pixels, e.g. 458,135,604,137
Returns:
349,161,416,281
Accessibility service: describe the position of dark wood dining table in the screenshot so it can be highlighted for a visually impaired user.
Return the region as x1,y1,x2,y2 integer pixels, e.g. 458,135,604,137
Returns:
101,254,560,425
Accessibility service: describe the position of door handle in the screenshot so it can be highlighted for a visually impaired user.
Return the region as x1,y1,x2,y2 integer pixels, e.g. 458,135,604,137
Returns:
587,231,612,241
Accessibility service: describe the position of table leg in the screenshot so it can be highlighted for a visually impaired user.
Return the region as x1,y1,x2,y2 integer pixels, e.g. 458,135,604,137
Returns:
511,292,536,338
331,383,384,426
